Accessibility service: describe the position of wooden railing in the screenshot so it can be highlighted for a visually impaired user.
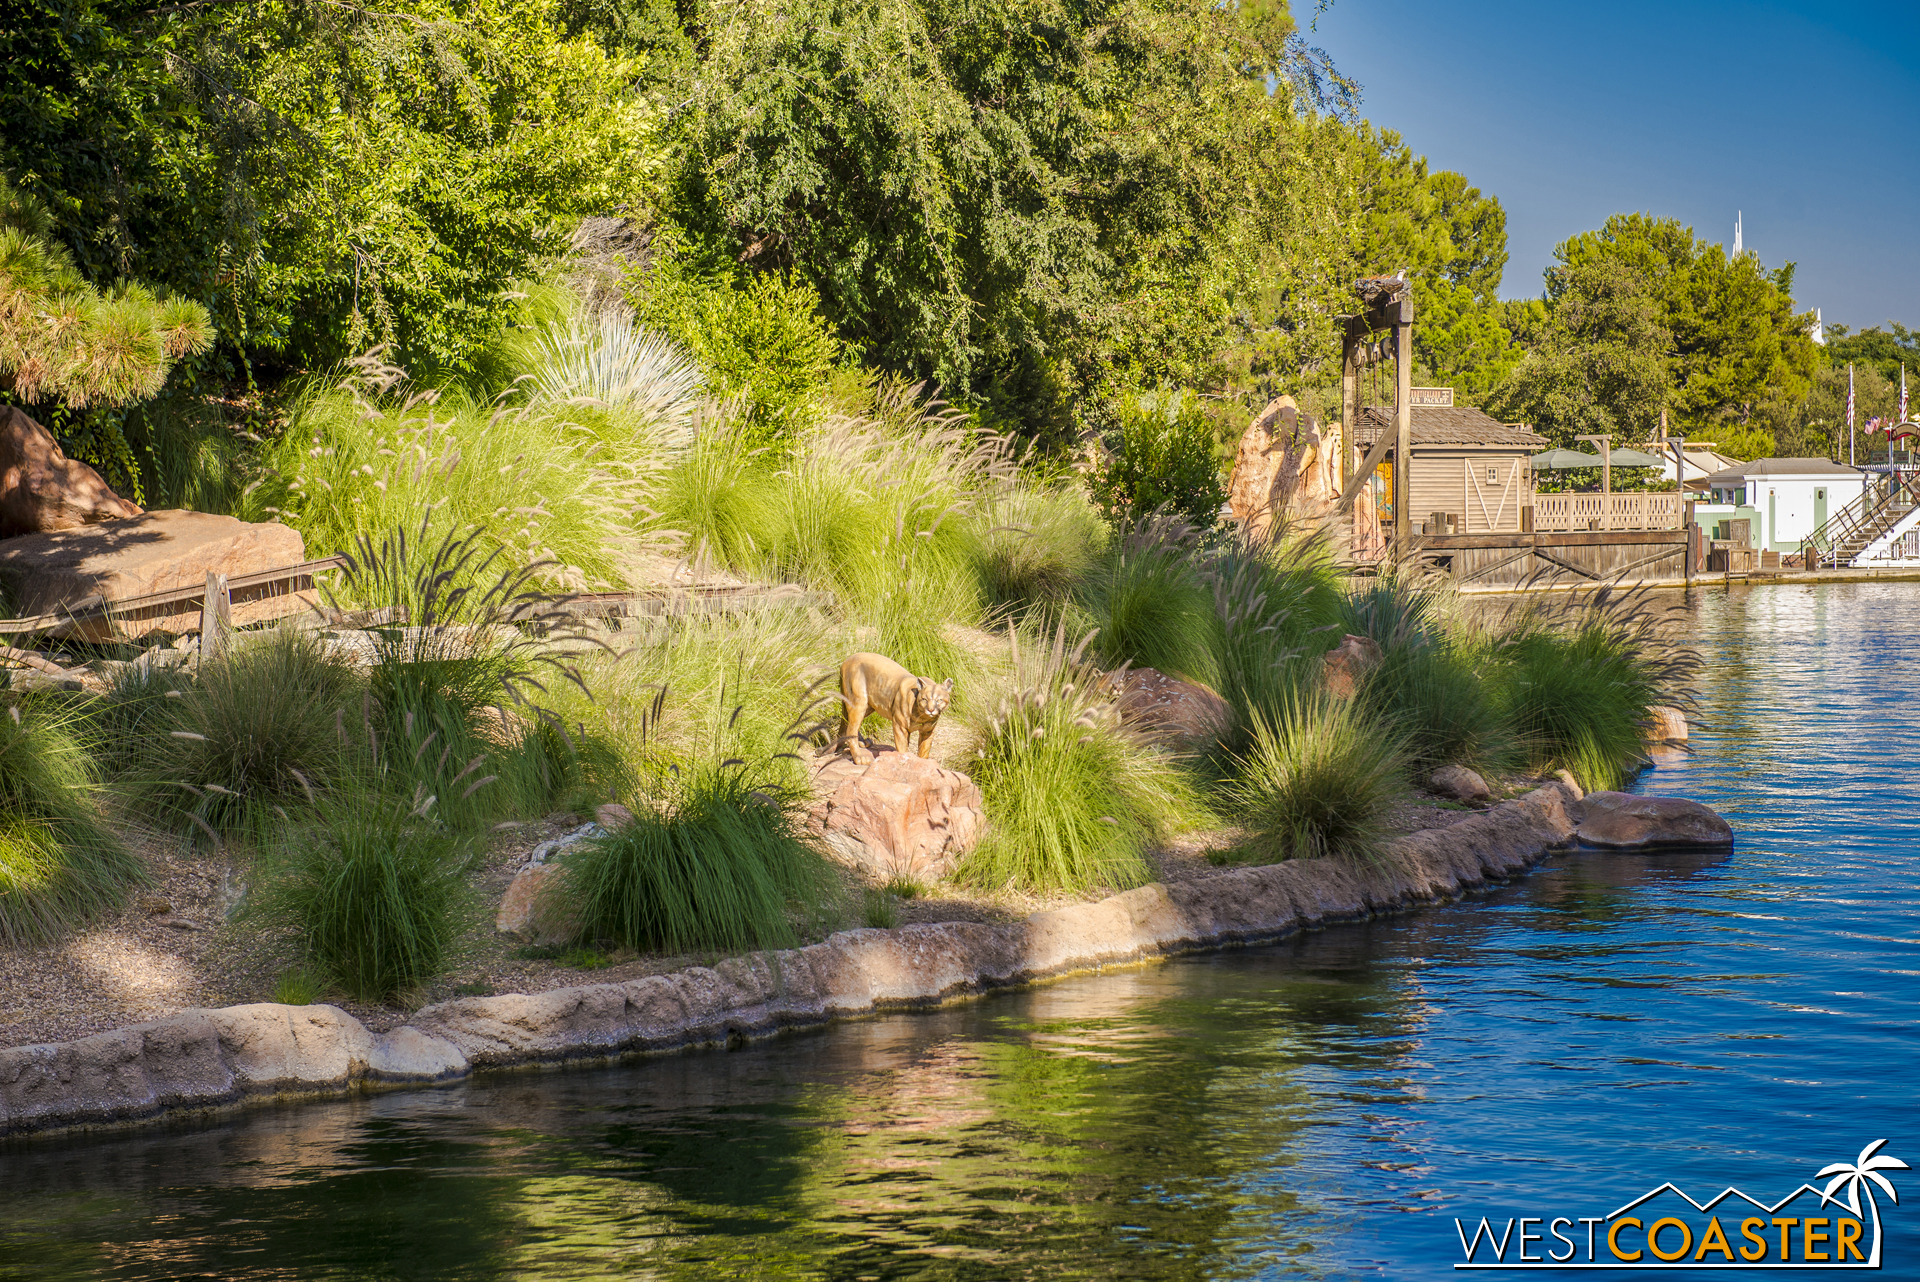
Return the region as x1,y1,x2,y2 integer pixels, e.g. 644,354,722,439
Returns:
1530,492,1685,532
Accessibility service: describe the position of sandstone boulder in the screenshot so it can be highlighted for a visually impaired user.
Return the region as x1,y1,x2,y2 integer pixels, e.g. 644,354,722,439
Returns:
1576,791,1733,850
0,509,310,640
495,822,604,944
0,405,142,538
1430,764,1492,802
1227,395,1341,539
1323,633,1383,698
808,747,982,882
1114,666,1232,750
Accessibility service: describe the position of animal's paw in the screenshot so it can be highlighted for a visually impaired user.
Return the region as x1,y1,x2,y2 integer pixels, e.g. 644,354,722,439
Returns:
847,742,875,766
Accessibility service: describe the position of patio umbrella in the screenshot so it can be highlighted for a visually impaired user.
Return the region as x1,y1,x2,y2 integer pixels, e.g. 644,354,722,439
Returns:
1531,448,1604,469
1602,447,1669,468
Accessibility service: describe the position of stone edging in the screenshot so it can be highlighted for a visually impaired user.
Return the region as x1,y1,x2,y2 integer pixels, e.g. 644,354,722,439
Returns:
0,780,1586,1140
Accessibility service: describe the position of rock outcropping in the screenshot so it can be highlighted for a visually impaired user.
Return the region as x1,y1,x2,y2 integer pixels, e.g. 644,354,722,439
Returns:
1226,395,1341,539
1113,666,1233,750
808,748,983,881
1322,633,1383,698
0,509,309,639
0,406,142,538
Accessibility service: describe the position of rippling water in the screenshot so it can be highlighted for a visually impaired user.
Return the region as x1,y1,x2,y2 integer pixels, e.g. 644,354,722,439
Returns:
4,582,1918,1280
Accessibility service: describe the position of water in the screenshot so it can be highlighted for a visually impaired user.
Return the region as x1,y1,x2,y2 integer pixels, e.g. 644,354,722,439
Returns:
4,582,1918,1280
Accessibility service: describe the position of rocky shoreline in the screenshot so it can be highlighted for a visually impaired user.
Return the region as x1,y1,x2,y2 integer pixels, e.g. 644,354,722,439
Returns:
1,776,1629,1141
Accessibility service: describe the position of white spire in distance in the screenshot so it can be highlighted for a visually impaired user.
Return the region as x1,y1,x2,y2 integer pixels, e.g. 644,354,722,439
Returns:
1813,307,1826,346
1733,211,1744,258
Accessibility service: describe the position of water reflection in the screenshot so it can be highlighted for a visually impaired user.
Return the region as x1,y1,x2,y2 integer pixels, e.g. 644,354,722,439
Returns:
4,582,1919,1279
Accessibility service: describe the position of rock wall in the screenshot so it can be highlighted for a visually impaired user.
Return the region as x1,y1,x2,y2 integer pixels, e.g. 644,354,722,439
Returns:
0,780,1586,1139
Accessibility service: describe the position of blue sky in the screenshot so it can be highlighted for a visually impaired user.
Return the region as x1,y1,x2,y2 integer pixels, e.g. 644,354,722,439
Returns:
1307,0,1920,331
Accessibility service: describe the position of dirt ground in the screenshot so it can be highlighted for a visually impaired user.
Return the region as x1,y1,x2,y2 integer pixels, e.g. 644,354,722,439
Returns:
0,792,1494,1052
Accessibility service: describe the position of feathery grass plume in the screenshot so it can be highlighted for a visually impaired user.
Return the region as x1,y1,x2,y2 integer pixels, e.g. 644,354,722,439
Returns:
556,765,837,954
258,778,472,1002
0,697,141,945
1493,586,1696,792
330,520,609,827
954,622,1205,895
1223,690,1410,864
522,309,704,450
131,627,364,840
549,602,844,792
1340,573,1517,776
975,484,1106,617
1076,514,1218,685
1197,523,1348,755
653,409,785,568
249,351,653,591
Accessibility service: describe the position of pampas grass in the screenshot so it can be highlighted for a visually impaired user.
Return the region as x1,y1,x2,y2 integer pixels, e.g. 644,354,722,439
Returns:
1223,691,1410,864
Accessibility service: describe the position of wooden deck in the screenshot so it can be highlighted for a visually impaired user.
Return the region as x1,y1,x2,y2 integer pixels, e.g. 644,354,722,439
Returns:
1408,528,1693,592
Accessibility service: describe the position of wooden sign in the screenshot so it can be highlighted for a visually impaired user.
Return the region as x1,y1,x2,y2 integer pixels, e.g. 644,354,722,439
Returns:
1410,387,1454,407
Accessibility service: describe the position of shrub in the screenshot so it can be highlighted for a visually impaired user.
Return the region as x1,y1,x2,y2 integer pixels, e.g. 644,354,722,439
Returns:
1206,532,1339,755
954,624,1203,895
261,782,471,1002
556,767,836,954
1222,691,1409,864
1086,388,1228,529
1495,591,1688,792
0,699,141,944
134,627,363,839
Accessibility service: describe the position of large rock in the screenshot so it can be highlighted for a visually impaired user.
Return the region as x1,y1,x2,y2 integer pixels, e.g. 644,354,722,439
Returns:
1430,764,1492,802
0,406,142,538
0,509,310,640
1576,791,1733,849
808,747,982,882
1114,666,1232,750
1322,633,1383,698
1227,395,1341,540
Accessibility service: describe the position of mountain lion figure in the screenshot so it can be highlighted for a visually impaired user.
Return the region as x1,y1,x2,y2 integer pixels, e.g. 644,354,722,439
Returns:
836,652,953,765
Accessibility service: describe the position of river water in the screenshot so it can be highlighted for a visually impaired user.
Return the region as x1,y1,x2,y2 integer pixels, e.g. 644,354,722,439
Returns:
3,582,1917,1280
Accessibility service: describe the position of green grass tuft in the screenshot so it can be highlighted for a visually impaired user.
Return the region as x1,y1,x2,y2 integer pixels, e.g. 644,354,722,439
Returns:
556,767,837,955
1223,691,1410,864
258,781,472,1002
271,967,321,1006
954,623,1204,895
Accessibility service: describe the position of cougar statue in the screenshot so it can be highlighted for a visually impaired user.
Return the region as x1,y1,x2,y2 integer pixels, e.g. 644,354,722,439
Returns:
836,651,953,765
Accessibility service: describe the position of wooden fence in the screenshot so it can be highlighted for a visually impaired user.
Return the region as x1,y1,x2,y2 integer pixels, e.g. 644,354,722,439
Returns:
1530,491,1684,532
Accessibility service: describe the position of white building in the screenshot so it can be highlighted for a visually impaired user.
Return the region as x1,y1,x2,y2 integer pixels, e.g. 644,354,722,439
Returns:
1694,458,1867,552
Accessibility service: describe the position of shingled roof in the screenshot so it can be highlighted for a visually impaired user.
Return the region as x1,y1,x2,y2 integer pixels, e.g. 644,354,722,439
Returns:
1355,405,1546,448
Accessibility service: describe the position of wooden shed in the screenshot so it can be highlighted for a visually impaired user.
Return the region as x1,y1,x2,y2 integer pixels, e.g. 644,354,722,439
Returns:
1356,402,1546,534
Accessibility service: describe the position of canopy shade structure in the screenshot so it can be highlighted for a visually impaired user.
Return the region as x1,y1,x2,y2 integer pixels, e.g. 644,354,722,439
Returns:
1602,447,1670,468
1532,448,1604,469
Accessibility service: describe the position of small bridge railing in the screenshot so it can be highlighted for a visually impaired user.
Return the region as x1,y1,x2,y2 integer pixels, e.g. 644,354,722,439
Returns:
1530,492,1685,532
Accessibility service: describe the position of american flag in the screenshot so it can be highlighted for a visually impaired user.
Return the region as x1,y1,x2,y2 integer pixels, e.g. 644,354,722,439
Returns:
1848,364,1856,429
1902,365,1909,423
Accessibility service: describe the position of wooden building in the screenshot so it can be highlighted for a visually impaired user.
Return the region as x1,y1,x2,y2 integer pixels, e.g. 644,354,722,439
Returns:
1356,402,1546,534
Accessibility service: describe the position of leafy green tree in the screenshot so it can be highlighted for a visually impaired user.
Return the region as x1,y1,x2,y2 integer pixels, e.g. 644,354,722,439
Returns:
1348,126,1518,401
1489,255,1669,447
667,0,1354,448
1822,322,1920,391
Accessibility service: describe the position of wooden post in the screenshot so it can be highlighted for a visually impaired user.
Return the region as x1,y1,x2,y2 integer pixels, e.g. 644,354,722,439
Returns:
1393,297,1413,549
1339,316,1361,496
199,571,231,661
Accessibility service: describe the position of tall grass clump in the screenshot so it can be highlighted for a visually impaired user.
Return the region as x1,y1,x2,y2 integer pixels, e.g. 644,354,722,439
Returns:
1341,575,1514,775
1222,691,1410,864
133,627,363,839
248,351,662,590
1205,528,1342,755
331,521,612,827
259,781,471,1001
1075,517,1218,685
954,624,1204,895
975,485,1105,618
520,309,704,451
556,767,836,954
1495,590,1692,792
0,699,141,944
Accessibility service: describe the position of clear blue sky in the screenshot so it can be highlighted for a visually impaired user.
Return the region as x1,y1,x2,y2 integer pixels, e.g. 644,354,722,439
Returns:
1308,0,1919,332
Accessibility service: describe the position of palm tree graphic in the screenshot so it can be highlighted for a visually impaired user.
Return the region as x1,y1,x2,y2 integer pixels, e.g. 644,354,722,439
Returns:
1817,1139,1909,1266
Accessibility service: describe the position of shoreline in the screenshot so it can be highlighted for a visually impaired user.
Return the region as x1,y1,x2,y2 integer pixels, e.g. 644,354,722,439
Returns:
0,779,1587,1142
